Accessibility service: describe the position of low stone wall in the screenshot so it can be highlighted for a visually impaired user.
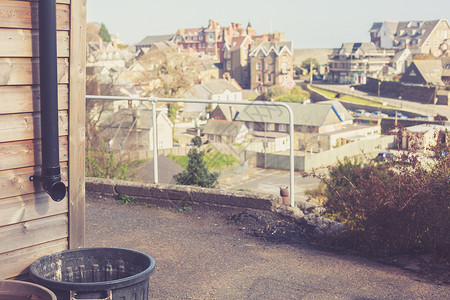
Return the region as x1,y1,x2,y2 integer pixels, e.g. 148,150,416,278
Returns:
86,177,280,211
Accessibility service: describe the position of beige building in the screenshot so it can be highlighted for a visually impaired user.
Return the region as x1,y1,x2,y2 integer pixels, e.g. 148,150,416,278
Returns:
249,41,294,92
370,19,450,57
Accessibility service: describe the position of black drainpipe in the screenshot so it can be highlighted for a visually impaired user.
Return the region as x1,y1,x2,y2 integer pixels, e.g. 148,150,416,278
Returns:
31,0,66,201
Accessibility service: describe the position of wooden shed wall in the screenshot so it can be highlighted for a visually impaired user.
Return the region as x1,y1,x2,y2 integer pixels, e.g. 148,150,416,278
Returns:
0,0,86,279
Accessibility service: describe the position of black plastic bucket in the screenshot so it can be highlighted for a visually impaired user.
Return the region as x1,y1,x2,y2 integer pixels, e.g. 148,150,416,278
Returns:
0,280,57,300
30,247,155,300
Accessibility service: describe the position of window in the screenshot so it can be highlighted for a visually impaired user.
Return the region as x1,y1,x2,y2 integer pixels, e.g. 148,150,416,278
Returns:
266,123,275,131
227,61,231,70
267,74,272,83
278,124,287,132
259,52,264,59
257,74,262,82
256,62,261,70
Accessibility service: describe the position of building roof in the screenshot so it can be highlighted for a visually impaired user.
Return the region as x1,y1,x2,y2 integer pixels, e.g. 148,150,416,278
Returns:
392,48,412,63
184,85,211,100
394,20,441,48
412,60,445,85
234,102,343,127
230,35,252,51
211,104,239,121
369,22,383,33
441,57,450,77
318,100,354,122
136,34,175,46
203,79,242,94
184,80,241,105
99,105,170,130
372,19,448,48
202,120,247,137
249,41,293,57
405,123,450,133
340,42,379,55
252,131,289,139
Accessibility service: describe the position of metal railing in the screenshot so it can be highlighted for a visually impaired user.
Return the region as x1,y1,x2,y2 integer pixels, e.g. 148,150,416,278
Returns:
86,95,296,207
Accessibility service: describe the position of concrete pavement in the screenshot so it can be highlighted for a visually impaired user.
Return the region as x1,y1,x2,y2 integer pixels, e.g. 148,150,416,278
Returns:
218,167,322,206
85,194,450,299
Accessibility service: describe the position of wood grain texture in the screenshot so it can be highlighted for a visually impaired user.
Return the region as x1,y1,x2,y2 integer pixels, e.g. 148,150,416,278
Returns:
0,164,68,201
0,192,68,227
0,57,69,85
68,0,87,249
0,29,69,58
0,137,68,171
0,111,68,143
0,2,69,30
0,85,68,114
0,214,68,254
0,238,68,279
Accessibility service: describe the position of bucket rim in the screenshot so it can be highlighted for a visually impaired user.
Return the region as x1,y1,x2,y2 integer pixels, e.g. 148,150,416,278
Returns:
29,247,155,292
0,280,57,299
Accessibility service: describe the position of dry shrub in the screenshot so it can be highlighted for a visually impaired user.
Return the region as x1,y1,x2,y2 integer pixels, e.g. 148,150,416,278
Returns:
318,128,449,258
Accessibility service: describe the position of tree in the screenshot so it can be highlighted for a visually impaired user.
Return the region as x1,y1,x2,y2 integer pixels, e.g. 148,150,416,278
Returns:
167,103,179,124
99,23,111,42
264,85,286,100
264,85,310,103
301,58,319,72
174,139,218,188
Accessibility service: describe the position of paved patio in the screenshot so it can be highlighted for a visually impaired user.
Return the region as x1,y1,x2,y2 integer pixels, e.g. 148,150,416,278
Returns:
85,193,449,299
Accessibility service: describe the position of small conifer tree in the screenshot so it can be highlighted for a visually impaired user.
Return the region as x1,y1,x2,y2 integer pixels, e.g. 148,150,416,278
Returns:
174,138,218,188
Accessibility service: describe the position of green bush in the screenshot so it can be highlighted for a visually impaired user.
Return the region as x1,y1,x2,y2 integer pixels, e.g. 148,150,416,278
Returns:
85,140,135,180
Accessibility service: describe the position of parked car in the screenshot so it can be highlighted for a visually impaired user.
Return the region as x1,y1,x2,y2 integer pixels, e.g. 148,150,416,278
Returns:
353,109,371,117
389,112,408,119
371,111,388,118
434,114,448,122
414,115,432,120
376,151,394,161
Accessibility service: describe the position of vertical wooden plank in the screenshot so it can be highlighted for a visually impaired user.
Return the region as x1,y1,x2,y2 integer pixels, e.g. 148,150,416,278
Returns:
68,0,86,249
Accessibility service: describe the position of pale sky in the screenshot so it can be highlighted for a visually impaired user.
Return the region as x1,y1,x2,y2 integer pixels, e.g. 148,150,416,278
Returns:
87,0,450,49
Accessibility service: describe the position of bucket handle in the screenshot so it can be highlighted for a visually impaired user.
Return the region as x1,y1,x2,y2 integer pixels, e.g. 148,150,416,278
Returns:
70,290,112,300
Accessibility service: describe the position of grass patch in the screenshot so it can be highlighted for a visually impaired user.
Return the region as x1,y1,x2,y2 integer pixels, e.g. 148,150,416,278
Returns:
167,154,189,169
168,151,238,171
309,86,396,108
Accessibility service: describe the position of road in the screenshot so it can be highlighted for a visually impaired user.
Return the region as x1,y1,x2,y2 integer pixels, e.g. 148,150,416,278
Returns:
312,83,450,119
218,167,322,205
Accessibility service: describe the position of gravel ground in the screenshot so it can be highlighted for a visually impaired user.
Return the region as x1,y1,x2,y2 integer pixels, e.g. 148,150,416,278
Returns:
85,192,449,299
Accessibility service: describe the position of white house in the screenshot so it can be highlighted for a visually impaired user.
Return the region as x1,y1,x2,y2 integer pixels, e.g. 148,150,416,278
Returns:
183,79,243,113
202,120,248,144
97,104,174,151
